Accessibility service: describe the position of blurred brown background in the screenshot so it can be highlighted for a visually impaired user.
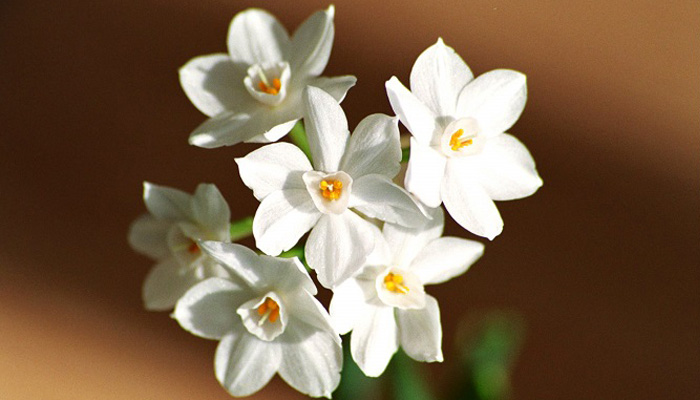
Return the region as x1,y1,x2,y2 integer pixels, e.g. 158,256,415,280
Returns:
1,0,698,399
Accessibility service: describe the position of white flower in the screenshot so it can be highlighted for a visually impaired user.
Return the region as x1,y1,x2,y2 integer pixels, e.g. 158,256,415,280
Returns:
235,86,427,289
173,241,341,398
180,6,356,148
329,207,484,377
386,38,543,240
128,182,231,310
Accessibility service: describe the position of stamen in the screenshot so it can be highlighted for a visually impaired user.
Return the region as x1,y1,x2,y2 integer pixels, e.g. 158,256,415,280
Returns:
320,179,343,200
384,272,409,294
187,241,200,254
256,73,282,95
449,129,473,151
257,297,280,325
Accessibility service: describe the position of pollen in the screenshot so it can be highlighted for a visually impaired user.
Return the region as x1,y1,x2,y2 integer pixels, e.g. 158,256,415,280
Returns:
258,78,282,95
449,129,473,151
257,297,280,324
384,272,409,294
320,179,343,200
187,241,200,254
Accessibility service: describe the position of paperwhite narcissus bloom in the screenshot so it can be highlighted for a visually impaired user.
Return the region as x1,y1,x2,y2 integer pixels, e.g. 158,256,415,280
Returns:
329,207,484,377
127,182,231,310
386,38,543,240
173,241,341,398
181,6,356,148
236,86,426,289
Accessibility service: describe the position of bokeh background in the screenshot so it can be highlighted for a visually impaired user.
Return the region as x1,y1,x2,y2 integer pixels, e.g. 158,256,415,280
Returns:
1,0,698,399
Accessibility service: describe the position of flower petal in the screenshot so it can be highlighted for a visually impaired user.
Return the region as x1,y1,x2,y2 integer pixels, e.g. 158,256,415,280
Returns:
385,76,440,146
227,9,290,66
409,237,484,285
441,159,503,240
215,331,282,397
350,304,399,377
188,109,298,148
396,295,443,362
235,142,312,201
278,317,342,398
253,189,320,255
305,212,377,289
470,133,543,200
142,258,200,311
289,5,335,77
191,184,231,238
179,54,253,117
173,277,249,339
128,215,171,260
329,278,366,335
456,69,527,136
302,86,349,172
143,182,191,221
306,75,357,103
410,38,473,117
404,138,447,208
382,205,444,270
340,114,401,179
349,174,426,228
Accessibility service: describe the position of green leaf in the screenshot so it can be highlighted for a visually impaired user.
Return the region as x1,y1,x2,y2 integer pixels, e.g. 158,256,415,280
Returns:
401,147,410,163
389,350,434,400
333,335,381,400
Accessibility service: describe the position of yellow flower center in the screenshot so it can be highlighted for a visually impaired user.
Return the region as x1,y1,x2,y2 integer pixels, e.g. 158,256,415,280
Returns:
449,129,473,151
320,179,343,200
384,272,409,294
257,297,280,324
258,78,282,95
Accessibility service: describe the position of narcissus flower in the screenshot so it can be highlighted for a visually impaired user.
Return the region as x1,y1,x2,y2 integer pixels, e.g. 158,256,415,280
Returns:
329,207,484,377
173,242,341,398
181,6,356,148
127,183,231,310
236,86,426,289
386,38,543,240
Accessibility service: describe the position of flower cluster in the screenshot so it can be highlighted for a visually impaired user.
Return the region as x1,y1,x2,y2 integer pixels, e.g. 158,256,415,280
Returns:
129,5,541,398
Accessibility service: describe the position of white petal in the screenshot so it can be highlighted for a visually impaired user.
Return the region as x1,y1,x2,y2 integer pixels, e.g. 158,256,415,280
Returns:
215,332,282,397
385,76,440,146
128,215,171,260
173,277,248,339
142,258,200,311
253,189,320,255
200,241,317,295
382,206,444,269
409,237,484,285
302,86,349,172
289,5,335,77
404,138,447,208
305,212,377,289
396,295,443,362
456,69,527,137
191,184,231,238
227,9,290,66
340,114,401,179
179,54,252,117
143,182,192,221
188,109,298,148
442,160,503,239
470,133,543,200
306,75,357,103
410,38,473,117
329,278,366,335
350,304,399,377
235,142,312,201
278,318,342,398
349,174,426,228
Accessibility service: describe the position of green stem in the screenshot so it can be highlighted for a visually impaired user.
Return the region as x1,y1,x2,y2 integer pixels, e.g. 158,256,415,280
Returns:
401,146,410,163
289,120,313,162
229,216,254,241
